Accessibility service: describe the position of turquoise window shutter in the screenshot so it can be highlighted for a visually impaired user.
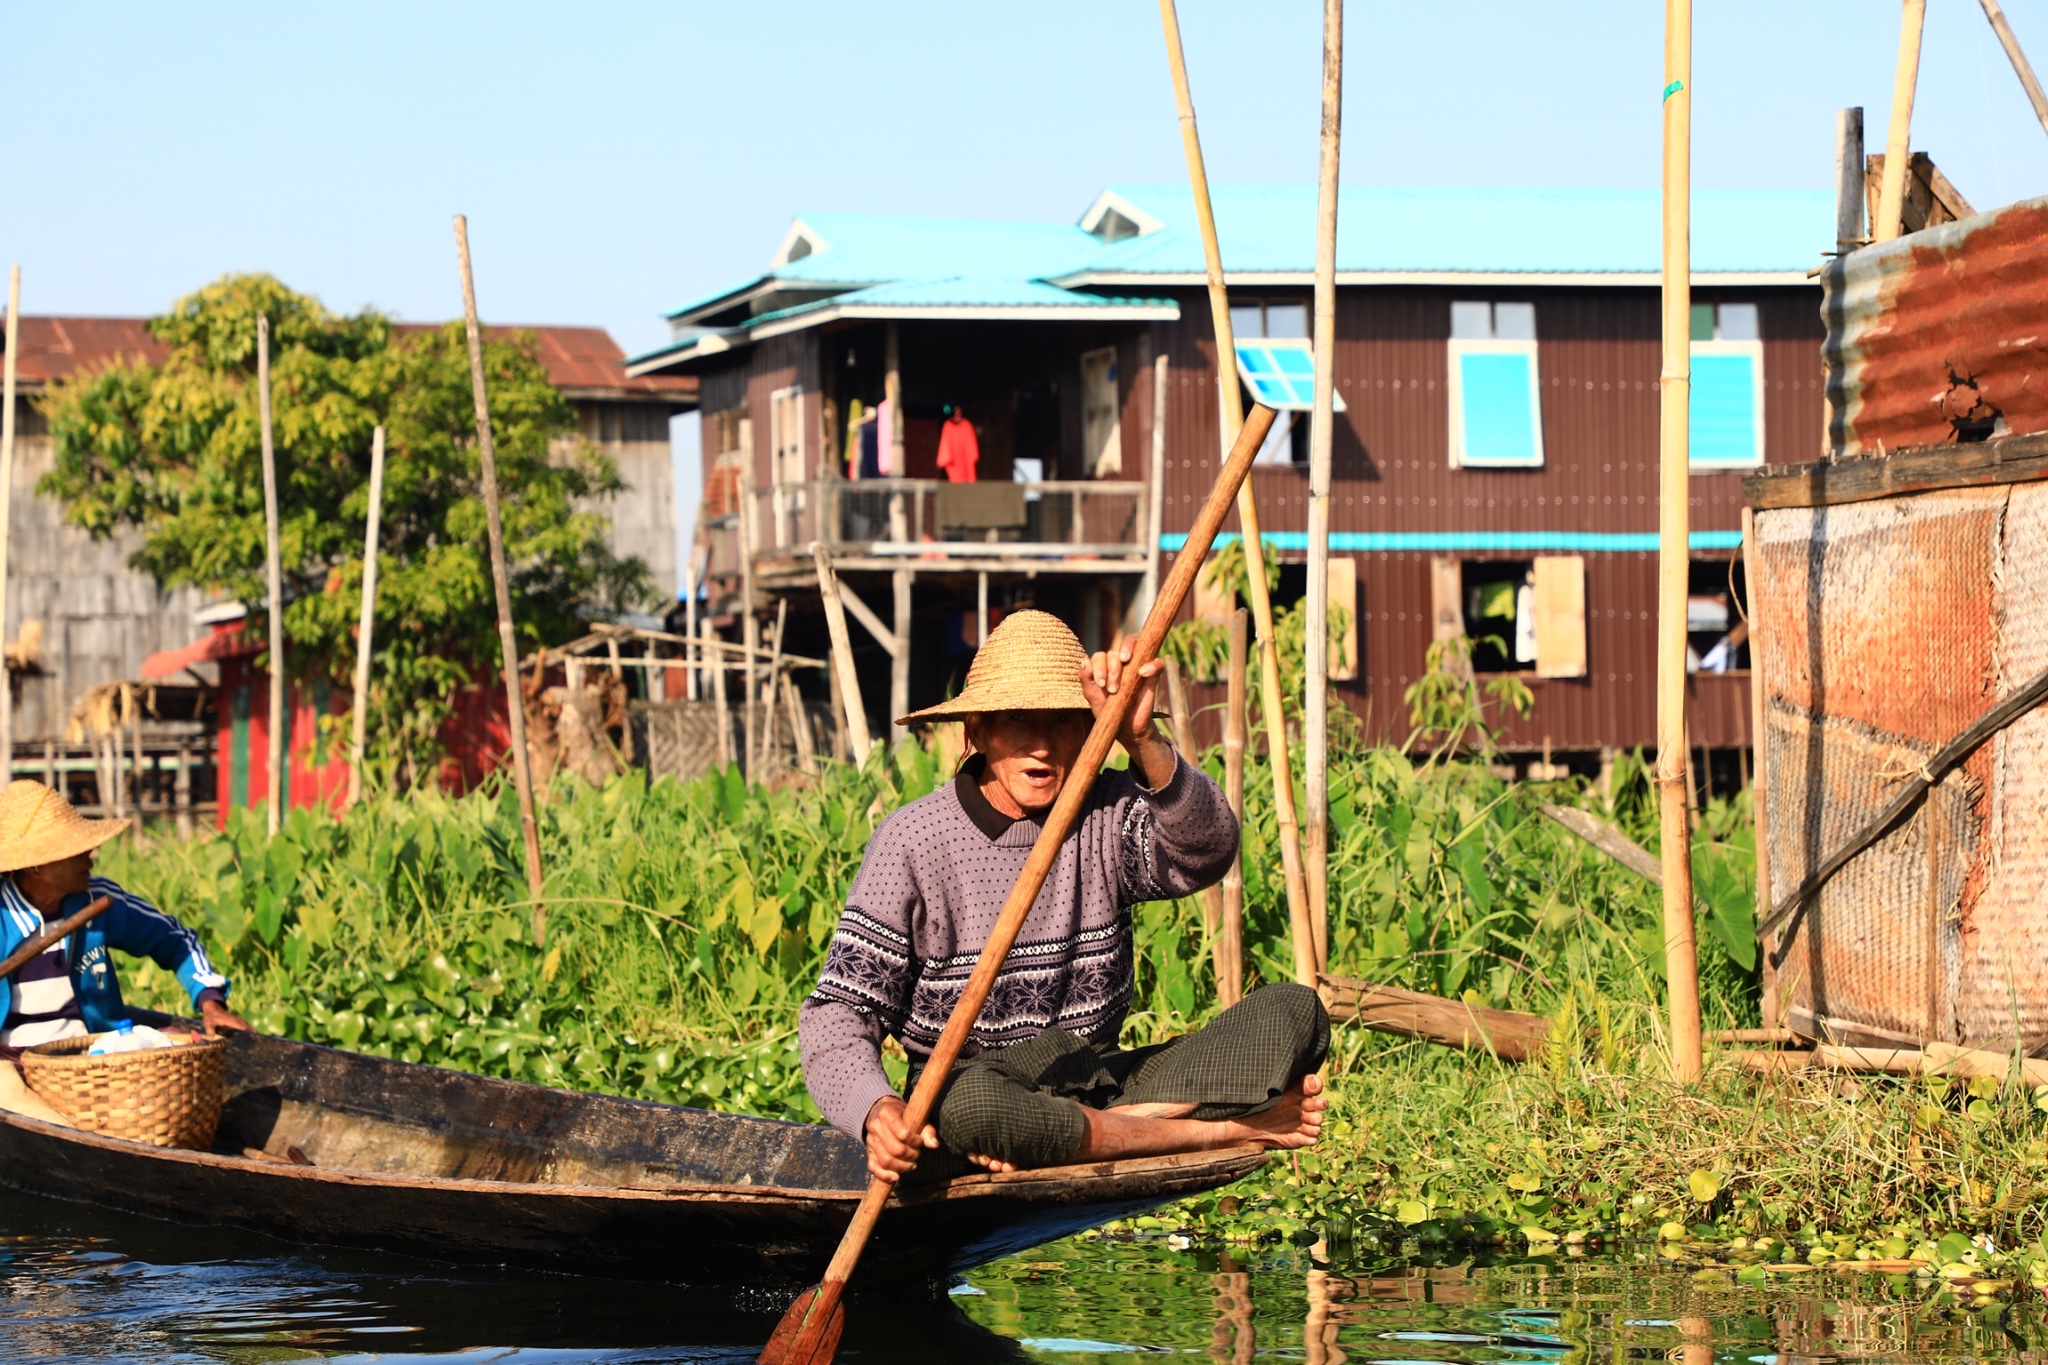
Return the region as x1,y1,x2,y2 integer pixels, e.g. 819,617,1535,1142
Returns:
1690,350,1761,465
1458,351,1541,465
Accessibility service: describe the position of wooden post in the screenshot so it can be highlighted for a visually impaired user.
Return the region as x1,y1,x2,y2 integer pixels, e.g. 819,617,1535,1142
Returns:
1978,0,2048,139
175,740,193,839
1164,658,1235,1007
129,686,143,835
1743,506,1779,1028
758,598,787,774
453,215,548,942
256,314,286,838
1875,0,1928,244
706,618,732,769
1303,0,1343,977
890,567,912,745
784,671,817,776
1658,0,1705,1083
1141,349,1170,621
813,543,874,763
346,425,386,809
1220,607,1249,1007
1836,108,1867,250
1159,0,1316,988
976,571,989,646
0,265,18,786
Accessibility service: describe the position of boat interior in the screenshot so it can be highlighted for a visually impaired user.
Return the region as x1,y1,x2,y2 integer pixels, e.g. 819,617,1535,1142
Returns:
203,1028,872,1193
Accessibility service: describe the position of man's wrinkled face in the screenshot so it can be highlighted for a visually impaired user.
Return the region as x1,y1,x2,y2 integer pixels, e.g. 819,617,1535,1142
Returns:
965,709,1092,817
16,850,93,909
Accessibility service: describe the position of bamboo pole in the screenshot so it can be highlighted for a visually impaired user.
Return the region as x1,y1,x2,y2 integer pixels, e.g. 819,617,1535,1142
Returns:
0,266,18,786
1658,0,1704,1083
812,542,874,763
1978,0,2048,138
1875,0,1928,244
346,425,387,809
1743,506,1779,1028
1141,350,1170,621
1221,606,1249,1007
1159,0,1317,987
257,314,286,838
1303,0,1342,976
453,216,548,943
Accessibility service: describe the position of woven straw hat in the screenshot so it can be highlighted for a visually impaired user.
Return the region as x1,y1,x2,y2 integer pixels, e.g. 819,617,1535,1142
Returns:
898,609,1167,726
0,780,130,874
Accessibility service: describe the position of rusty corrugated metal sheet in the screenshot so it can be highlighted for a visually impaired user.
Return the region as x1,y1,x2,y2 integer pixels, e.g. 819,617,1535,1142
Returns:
1,316,165,386
1752,466,2048,1049
1822,196,2048,458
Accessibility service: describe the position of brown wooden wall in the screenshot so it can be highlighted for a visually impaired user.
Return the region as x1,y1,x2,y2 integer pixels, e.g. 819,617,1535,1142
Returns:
692,280,1826,756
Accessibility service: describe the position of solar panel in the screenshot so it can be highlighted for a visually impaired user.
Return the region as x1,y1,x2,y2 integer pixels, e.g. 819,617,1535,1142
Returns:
1232,340,1345,411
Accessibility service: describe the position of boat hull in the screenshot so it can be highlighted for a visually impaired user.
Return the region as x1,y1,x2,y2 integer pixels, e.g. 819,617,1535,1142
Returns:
0,1030,1263,1286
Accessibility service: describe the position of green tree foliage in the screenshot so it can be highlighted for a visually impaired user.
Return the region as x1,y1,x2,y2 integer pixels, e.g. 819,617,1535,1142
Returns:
39,274,650,784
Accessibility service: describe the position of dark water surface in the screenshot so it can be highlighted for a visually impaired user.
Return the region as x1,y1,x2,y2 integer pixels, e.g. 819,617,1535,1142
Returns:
1,1188,2041,1363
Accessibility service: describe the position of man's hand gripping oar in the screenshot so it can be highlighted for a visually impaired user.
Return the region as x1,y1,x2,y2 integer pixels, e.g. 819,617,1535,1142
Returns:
757,404,1277,1365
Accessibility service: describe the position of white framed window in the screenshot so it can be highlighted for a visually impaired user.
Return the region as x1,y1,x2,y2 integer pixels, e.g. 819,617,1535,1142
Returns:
1448,301,1543,468
1689,303,1764,467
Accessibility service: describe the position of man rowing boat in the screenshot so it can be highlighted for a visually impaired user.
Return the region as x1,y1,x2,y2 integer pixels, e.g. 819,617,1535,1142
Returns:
800,610,1327,1183
0,781,248,1125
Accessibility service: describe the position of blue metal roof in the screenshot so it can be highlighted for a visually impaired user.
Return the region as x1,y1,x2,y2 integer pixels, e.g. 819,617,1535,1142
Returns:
633,183,1831,372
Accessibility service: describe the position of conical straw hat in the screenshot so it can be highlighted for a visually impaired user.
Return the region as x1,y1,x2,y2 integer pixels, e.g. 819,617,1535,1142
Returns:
897,610,1168,726
0,780,130,874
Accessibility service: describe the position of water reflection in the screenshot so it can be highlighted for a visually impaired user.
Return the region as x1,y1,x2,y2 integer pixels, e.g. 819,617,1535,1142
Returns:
0,1187,2038,1363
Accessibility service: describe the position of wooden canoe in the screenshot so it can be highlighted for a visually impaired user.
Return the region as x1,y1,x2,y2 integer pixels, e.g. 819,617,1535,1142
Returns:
0,1028,1264,1287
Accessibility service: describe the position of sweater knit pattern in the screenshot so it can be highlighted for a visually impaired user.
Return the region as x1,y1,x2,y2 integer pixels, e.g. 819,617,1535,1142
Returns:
799,753,1237,1140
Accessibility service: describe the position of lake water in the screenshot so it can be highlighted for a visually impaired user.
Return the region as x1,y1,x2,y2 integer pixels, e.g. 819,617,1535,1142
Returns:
1,1188,2039,1363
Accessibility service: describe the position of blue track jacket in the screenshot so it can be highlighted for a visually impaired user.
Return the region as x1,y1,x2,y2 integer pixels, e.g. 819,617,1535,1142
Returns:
0,875,229,1031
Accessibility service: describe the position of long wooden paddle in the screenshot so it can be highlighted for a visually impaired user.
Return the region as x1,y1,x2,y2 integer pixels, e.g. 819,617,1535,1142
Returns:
759,404,1277,1365
0,895,113,981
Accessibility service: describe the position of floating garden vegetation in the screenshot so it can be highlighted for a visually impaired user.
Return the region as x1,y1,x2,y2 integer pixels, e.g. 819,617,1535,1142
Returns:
104,741,2048,1297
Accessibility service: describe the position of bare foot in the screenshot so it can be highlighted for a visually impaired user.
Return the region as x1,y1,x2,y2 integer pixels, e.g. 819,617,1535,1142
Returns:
966,1151,1018,1174
1219,1072,1325,1151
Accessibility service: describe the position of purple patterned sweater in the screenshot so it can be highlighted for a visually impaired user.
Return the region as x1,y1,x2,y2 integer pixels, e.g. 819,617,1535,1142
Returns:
799,752,1239,1141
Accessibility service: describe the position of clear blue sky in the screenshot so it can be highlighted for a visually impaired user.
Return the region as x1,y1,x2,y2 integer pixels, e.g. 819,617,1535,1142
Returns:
10,1,2048,576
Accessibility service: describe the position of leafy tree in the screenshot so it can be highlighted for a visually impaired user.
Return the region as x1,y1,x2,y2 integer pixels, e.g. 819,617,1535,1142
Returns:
41,274,650,787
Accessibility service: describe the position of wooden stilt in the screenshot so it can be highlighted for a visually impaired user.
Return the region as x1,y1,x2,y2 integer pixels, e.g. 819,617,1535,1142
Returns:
453,216,547,943
1658,0,1704,1083
758,598,786,774
890,568,911,745
1303,0,1343,977
1159,0,1316,987
257,315,285,837
1875,0,1928,243
783,671,817,776
709,619,732,769
812,543,874,764
346,425,386,809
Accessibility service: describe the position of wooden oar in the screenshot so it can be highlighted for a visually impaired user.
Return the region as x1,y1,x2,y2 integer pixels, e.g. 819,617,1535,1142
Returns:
0,895,114,981
758,404,1277,1365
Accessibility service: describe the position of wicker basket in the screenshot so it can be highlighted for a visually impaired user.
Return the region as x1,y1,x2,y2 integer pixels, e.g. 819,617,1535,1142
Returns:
20,1032,226,1149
